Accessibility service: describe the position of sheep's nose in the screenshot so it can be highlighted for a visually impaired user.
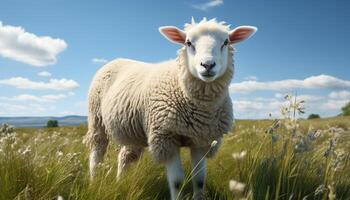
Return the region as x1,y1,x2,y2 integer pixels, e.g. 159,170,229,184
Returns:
200,62,216,71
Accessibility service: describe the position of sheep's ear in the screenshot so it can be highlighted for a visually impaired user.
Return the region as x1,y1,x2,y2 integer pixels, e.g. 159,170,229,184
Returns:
229,26,257,44
159,26,186,45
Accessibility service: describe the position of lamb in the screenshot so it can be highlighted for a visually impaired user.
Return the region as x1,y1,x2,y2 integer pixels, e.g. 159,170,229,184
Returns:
85,18,257,200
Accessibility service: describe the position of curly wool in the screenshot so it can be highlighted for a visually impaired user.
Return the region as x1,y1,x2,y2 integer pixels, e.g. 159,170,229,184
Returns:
85,46,234,163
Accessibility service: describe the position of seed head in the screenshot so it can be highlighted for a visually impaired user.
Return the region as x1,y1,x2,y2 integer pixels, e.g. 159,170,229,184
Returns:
211,140,218,147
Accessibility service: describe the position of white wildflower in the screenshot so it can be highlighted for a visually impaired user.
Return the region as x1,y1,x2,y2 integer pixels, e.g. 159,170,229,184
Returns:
63,138,70,145
22,146,31,155
229,179,246,193
284,94,292,100
232,151,247,160
56,151,63,157
308,130,322,141
57,195,64,200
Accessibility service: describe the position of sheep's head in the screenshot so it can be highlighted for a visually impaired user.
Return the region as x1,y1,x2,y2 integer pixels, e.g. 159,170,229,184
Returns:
159,18,257,82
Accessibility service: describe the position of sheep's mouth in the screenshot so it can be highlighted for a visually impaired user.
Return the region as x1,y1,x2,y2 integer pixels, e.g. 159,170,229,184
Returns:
201,72,215,78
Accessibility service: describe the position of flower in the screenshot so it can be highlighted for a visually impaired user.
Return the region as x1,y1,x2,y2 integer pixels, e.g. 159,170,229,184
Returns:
232,151,247,160
229,179,246,193
57,195,64,200
284,94,292,100
22,146,31,155
56,151,63,157
308,130,321,141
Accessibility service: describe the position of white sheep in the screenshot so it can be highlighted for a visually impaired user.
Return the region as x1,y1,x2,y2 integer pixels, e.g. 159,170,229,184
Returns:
85,18,257,200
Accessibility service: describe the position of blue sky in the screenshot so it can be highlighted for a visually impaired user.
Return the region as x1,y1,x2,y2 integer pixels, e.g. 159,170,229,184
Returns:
0,0,349,118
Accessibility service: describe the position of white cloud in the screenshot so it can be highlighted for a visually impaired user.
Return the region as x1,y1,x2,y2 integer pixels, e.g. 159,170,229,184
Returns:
244,76,258,81
329,90,350,99
75,100,87,108
274,93,284,99
0,21,67,66
295,94,324,102
192,0,223,11
230,75,350,93
322,99,349,110
274,93,324,102
233,99,284,119
0,102,27,112
0,102,58,116
232,90,349,119
0,102,47,116
37,71,52,77
0,77,79,90
92,58,108,64
0,94,67,103
40,94,66,101
59,111,78,115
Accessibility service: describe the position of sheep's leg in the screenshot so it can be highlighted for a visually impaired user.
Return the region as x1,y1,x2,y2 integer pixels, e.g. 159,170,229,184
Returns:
117,145,143,179
166,149,184,200
190,147,207,200
86,120,109,180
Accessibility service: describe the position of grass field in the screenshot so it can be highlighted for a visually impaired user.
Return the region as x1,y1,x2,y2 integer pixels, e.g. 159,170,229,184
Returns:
1,101,350,200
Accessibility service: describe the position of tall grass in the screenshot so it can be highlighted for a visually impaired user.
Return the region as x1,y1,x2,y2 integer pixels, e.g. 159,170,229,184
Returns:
0,96,349,200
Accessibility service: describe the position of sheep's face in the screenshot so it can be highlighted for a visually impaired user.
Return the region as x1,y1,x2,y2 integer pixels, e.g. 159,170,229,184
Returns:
184,29,230,82
159,18,257,82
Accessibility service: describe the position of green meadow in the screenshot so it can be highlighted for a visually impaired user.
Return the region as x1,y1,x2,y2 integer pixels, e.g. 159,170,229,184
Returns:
1,97,350,200
1,114,349,200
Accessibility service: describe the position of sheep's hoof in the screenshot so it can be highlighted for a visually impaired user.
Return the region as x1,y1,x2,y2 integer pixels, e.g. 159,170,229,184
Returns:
192,192,205,200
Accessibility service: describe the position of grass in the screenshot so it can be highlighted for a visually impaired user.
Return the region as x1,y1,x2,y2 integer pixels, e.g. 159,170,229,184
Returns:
1,98,350,199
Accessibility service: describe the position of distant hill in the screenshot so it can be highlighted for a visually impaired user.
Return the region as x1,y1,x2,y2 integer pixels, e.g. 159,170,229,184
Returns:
0,115,87,128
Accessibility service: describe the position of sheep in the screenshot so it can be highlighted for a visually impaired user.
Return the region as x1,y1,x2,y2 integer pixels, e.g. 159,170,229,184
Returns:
85,18,257,200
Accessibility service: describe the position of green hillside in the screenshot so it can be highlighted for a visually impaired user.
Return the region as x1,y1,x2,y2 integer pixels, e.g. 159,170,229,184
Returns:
0,116,349,200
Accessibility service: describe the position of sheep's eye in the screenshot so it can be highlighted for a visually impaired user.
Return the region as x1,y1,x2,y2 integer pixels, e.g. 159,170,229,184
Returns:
223,39,229,46
186,40,195,51
221,39,229,50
